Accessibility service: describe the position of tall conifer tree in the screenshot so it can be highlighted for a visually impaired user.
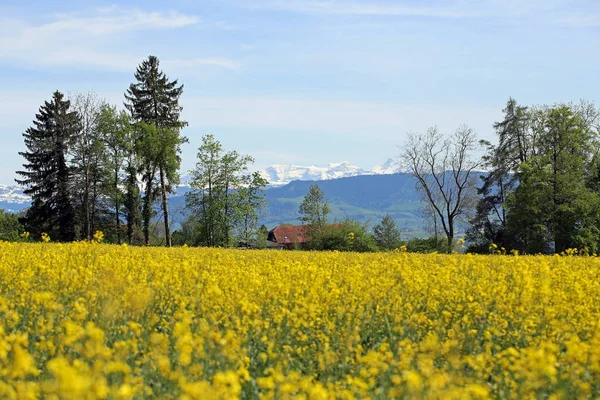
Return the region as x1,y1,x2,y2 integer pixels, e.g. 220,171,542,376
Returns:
16,91,80,241
124,55,186,246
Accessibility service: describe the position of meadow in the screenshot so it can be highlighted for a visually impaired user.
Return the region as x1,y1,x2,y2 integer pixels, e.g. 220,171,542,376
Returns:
0,242,599,399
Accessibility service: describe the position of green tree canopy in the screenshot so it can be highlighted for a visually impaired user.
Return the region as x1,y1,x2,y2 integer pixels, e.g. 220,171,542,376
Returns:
299,184,330,229
16,91,80,241
373,214,402,251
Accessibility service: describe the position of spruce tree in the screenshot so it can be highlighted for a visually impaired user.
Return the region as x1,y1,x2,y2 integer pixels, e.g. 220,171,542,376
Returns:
124,55,186,246
16,91,80,241
373,214,402,251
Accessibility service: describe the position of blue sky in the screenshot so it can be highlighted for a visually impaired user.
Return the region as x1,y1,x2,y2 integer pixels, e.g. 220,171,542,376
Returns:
1,0,599,182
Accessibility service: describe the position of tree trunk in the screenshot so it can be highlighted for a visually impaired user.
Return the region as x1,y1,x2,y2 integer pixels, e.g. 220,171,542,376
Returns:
224,176,229,246
159,165,171,247
91,174,97,237
447,219,454,251
142,169,153,246
84,165,90,240
115,166,121,244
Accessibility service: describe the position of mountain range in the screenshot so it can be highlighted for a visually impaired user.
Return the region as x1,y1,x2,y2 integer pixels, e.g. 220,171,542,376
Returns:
0,184,31,212
259,158,404,186
0,159,404,209
0,160,445,237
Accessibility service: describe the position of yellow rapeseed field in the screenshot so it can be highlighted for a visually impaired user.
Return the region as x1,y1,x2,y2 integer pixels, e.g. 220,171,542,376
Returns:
0,241,599,399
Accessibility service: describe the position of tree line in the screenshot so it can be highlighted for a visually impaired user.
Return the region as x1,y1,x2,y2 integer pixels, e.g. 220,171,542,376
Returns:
10,55,268,247
403,98,600,254
5,65,600,255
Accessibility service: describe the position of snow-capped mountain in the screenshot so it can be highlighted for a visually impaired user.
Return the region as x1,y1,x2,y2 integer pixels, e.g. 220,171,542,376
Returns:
0,185,29,205
260,158,404,186
260,161,367,186
372,158,404,175
0,159,405,209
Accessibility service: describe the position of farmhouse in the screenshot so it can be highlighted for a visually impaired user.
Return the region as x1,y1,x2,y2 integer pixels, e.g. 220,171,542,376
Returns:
267,225,309,250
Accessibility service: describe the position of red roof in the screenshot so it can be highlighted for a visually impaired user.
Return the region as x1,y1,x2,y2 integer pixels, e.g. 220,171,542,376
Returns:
269,225,309,244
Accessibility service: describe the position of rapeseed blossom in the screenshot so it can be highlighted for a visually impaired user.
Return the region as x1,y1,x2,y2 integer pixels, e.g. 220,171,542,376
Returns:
0,241,599,398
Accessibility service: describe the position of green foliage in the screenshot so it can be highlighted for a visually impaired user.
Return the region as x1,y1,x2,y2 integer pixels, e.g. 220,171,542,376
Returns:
236,172,269,246
135,122,187,246
125,55,185,129
125,55,187,246
254,224,270,249
97,104,132,244
403,237,451,253
16,91,79,242
0,210,22,242
69,92,112,241
308,218,377,252
185,135,267,247
373,214,402,251
505,105,599,253
257,174,425,234
470,99,600,254
463,98,526,253
299,184,330,228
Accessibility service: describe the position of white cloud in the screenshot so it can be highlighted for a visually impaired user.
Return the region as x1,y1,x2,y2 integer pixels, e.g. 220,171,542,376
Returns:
42,7,199,35
0,7,238,72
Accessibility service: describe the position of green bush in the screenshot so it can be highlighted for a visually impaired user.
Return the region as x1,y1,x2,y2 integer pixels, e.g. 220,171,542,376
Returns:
403,236,450,253
0,210,24,242
308,218,377,252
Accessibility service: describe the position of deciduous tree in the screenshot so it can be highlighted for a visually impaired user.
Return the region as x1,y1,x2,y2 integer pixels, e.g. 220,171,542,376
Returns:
299,184,330,229
402,125,481,248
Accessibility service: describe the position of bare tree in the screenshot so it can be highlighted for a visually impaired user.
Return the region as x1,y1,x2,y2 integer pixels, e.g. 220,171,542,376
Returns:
70,92,106,240
402,125,481,248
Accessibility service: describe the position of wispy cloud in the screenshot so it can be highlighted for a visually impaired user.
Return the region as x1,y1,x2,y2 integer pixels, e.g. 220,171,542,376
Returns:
44,7,199,35
164,58,242,72
245,0,600,26
246,0,479,18
0,7,239,72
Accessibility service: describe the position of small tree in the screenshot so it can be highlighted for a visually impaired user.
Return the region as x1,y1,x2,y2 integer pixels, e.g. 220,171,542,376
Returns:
299,184,330,228
236,172,269,246
254,224,270,249
186,134,267,247
373,214,402,250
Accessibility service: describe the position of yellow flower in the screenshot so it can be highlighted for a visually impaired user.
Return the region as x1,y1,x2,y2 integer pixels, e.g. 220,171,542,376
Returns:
0,241,598,398
93,230,104,243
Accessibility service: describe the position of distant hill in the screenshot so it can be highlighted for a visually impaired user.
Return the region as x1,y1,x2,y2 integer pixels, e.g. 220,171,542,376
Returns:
2,173,467,238
259,173,425,233
167,173,429,237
